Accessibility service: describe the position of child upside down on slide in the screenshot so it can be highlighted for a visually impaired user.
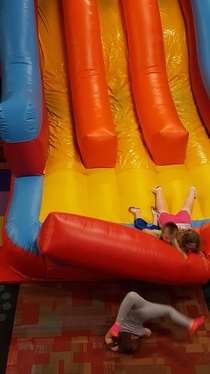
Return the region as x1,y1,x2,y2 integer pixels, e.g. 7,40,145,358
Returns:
105,292,204,354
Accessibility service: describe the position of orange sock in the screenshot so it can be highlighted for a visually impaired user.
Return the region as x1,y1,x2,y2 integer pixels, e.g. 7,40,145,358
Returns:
189,316,204,331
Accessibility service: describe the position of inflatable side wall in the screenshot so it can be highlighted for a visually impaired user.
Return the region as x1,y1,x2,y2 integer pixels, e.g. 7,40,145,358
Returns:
0,0,48,177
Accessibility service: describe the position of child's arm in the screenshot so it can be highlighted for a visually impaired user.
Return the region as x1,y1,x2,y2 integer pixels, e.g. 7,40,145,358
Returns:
110,292,140,337
174,239,188,260
142,228,160,237
105,328,114,345
104,328,119,351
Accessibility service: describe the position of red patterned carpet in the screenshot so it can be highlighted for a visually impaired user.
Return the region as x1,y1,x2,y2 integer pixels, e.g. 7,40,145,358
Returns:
5,281,210,374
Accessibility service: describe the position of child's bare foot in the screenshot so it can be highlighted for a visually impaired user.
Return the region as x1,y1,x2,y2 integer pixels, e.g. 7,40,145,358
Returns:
152,186,162,194
189,316,204,331
151,206,159,216
129,207,141,214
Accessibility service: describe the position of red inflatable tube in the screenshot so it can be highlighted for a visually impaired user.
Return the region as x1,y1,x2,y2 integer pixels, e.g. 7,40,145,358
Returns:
1,178,117,282
2,226,116,282
37,212,210,285
121,0,189,165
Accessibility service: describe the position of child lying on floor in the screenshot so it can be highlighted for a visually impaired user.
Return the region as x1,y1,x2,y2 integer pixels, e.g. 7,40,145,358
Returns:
105,292,204,354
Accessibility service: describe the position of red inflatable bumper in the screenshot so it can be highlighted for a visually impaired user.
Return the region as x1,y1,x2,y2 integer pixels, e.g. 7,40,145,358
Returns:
37,212,210,285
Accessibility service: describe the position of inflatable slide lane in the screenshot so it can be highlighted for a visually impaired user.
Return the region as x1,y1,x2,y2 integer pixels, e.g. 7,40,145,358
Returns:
1,0,210,285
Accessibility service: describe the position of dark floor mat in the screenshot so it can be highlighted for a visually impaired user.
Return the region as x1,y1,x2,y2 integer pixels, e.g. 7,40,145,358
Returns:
0,283,19,374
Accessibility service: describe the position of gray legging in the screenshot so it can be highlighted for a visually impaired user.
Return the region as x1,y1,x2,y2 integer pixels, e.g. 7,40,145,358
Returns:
116,292,193,337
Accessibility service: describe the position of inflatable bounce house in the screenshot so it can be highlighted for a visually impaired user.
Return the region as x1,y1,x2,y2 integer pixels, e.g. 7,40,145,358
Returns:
1,0,210,285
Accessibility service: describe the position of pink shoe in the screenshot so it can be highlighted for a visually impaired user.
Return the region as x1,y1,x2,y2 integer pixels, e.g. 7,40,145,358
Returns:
189,316,204,331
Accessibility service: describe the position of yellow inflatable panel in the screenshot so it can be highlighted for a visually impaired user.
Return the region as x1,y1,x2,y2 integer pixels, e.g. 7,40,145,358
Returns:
38,0,210,225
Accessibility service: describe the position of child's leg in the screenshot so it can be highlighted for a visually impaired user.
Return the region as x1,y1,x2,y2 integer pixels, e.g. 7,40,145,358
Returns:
134,219,148,230
152,187,166,213
115,293,194,329
152,214,158,226
143,302,203,330
113,293,204,337
150,304,192,328
116,292,146,324
129,207,148,230
151,207,159,226
180,187,196,214
129,207,141,220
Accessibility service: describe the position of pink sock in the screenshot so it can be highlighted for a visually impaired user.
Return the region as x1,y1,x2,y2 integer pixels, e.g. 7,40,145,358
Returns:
111,322,121,337
189,316,204,331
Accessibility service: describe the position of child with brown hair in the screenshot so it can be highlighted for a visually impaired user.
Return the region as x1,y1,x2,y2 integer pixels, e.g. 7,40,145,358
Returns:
105,292,204,354
152,186,196,230
152,186,203,259
178,228,202,255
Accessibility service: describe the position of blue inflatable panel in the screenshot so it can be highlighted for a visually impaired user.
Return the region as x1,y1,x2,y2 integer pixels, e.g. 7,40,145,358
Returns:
0,0,42,142
6,176,43,254
191,0,210,98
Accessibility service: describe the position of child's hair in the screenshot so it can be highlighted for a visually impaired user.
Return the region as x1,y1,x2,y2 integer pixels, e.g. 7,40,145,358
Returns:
162,222,178,236
117,332,140,354
178,229,202,254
